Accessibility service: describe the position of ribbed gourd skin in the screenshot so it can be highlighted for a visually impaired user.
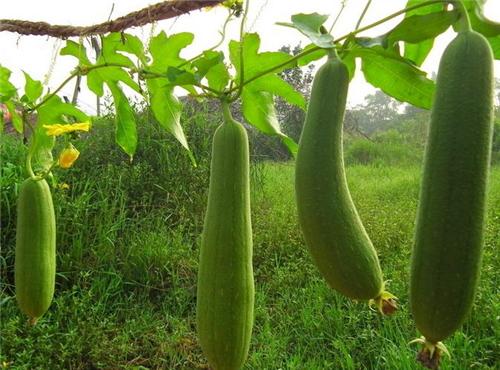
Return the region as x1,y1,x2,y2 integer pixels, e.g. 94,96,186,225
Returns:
410,30,494,344
15,178,56,320
196,117,254,370
295,57,383,300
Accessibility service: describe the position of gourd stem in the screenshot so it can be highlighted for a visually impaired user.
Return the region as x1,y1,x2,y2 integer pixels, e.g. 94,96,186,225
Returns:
327,48,340,60
454,0,471,32
25,149,36,180
221,100,233,123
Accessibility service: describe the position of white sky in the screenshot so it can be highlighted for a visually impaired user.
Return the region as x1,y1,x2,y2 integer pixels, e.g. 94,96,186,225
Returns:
1,0,499,114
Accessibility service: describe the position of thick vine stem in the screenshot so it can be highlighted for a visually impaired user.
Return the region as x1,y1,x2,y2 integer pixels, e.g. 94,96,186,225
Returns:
0,1,225,37
409,336,451,369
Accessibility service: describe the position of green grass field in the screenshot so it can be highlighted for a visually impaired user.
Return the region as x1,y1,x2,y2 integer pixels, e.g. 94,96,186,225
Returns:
0,112,500,370
1,145,498,369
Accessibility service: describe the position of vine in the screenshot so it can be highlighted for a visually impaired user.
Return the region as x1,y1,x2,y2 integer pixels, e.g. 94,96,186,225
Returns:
0,0,225,37
1,0,498,177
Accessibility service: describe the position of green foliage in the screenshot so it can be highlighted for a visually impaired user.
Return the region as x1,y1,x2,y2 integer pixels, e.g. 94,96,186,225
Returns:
0,65,17,102
463,0,500,37
386,10,459,44
229,33,303,155
0,135,27,249
276,13,334,48
402,0,450,65
354,46,435,109
344,130,424,167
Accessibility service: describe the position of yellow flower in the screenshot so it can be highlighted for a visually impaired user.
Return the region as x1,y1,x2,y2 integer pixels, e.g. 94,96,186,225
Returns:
44,122,91,136
58,183,70,190
58,144,80,169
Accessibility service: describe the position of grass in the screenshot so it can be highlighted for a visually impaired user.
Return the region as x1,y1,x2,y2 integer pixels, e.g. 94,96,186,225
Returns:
0,126,499,369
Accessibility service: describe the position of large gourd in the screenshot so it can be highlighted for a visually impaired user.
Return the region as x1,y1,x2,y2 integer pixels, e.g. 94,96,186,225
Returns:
410,30,493,366
410,29,494,367
15,177,56,324
196,102,254,370
295,51,395,313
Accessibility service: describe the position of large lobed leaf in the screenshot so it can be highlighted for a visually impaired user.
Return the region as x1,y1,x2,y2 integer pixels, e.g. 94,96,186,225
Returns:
401,0,446,66
229,33,304,155
277,13,334,49
354,47,435,109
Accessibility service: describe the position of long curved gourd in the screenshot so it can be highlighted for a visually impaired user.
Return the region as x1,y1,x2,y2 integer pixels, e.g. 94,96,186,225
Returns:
196,102,254,370
295,51,395,313
410,29,494,367
15,177,56,324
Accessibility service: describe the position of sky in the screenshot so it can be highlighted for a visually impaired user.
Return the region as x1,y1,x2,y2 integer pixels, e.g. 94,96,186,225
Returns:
1,0,499,114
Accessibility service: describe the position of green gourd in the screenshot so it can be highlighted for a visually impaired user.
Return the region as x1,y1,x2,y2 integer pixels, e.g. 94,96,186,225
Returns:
295,52,395,313
196,102,254,370
410,30,494,367
15,177,56,324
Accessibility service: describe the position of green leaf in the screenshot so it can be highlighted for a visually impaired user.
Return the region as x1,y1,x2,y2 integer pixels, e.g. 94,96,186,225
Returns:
22,71,43,103
229,33,296,82
402,0,445,66
147,78,191,154
37,94,89,123
205,63,230,92
488,36,500,59
404,0,444,17
297,43,327,66
249,75,306,110
5,101,23,133
277,13,334,48
0,65,17,102
167,67,199,85
358,48,435,109
342,53,356,81
242,89,279,134
100,34,136,68
34,95,89,170
192,51,224,77
104,33,147,65
405,40,433,66
87,66,141,97
355,36,388,49
107,81,137,157
280,134,299,157
241,88,297,155
464,0,500,37
60,40,92,66
149,32,194,73
387,10,459,44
